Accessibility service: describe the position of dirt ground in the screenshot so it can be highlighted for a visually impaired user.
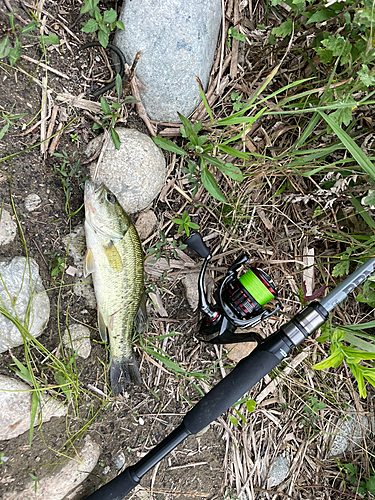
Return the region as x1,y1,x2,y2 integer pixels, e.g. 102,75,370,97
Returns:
1,0,375,500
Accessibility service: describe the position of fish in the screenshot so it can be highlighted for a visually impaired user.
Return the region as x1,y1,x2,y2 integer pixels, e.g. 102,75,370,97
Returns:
83,180,146,395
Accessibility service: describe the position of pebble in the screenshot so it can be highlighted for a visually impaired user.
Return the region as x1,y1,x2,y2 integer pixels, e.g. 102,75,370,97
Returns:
268,451,291,487
114,0,222,122
0,210,17,245
86,128,166,213
24,193,41,212
181,272,215,311
63,323,92,359
3,436,100,500
0,257,50,353
113,451,126,470
329,406,369,456
0,374,66,440
135,210,158,241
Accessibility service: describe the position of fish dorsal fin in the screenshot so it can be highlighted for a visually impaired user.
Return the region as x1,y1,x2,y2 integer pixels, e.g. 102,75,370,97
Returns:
97,310,108,343
83,249,95,278
134,294,148,334
104,241,123,272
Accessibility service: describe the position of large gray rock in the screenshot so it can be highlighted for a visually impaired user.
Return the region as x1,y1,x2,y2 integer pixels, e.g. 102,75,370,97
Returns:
0,375,66,440
86,128,166,213
0,256,50,353
114,0,222,122
3,435,100,500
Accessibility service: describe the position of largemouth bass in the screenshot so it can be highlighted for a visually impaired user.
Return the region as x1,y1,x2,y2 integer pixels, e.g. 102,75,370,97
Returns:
84,180,146,395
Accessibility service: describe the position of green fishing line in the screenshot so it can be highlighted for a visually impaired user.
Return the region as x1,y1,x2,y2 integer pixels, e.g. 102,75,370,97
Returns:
239,270,274,306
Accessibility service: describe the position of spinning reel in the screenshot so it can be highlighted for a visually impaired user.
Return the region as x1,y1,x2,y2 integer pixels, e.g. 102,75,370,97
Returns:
185,232,280,344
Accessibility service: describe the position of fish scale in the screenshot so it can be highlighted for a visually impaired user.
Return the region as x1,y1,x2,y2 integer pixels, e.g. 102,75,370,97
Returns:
84,181,145,395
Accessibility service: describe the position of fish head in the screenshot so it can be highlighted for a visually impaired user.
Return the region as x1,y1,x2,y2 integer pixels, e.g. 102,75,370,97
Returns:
84,180,130,240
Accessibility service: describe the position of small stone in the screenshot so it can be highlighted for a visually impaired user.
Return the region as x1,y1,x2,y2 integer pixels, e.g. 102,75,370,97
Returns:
0,210,17,245
0,257,50,353
329,407,369,456
135,210,158,241
139,417,145,425
181,272,214,311
114,0,222,122
113,451,126,470
268,451,291,487
24,194,41,212
63,324,91,359
0,375,67,440
3,436,100,500
86,128,166,213
65,265,77,276
224,342,257,363
102,465,111,475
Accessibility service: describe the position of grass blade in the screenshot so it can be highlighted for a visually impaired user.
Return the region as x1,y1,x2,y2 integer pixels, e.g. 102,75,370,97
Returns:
318,111,375,181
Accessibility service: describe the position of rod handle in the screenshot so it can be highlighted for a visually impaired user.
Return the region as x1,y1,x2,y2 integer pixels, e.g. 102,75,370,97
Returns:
84,467,139,500
184,330,293,434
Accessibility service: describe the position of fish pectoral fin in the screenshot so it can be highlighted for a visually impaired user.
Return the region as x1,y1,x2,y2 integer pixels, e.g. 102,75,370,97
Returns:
104,241,123,272
97,310,108,342
83,248,95,277
134,293,148,334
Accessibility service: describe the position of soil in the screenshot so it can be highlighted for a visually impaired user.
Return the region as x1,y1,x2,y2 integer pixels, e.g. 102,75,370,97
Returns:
0,1,228,498
1,1,375,500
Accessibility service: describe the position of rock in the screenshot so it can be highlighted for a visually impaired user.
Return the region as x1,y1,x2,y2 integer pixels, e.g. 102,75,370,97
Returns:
0,210,17,245
63,324,91,359
135,210,158,241
62,224,97,309
181,272,214,311
3,435,100,500
268,451,291,487
329,407,369,456
86,128,166,213
0,375,66,440
113,451,125,470
0,257,50,353
114,0,222,122
224,342,257,363
24,194,41,212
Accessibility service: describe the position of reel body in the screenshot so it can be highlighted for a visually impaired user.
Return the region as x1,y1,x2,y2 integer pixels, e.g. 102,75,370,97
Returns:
185,232,279,344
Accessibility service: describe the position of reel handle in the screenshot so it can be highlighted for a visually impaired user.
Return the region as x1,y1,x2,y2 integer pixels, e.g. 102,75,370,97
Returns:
184,232,210,259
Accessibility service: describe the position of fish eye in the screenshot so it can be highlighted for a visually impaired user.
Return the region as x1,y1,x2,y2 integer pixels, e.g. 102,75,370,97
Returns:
107,193,116,204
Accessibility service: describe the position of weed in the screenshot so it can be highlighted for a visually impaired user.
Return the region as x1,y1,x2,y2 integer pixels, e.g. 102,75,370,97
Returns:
172,210,199,237
92,78,138,150
227,27,246,49
145,230,187,264
45,250,65,279
29,473,38,493
0,15,59,67
339,461,375,496
80,0,124,48
314,321,375,398
53,150,83,216
301,396,326,427
0,104,27,141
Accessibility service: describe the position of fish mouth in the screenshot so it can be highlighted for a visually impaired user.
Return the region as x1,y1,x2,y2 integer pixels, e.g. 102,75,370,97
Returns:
85,180,106,203
84,180,123,239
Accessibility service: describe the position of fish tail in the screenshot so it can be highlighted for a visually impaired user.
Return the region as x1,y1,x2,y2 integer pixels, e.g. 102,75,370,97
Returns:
110,355,142,395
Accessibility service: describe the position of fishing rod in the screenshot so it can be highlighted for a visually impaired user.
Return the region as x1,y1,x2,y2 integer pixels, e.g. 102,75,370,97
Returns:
85,233,375,500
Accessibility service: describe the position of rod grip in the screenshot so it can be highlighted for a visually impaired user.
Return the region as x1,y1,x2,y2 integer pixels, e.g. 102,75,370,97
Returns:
84,467,139,500
184,333,290,434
